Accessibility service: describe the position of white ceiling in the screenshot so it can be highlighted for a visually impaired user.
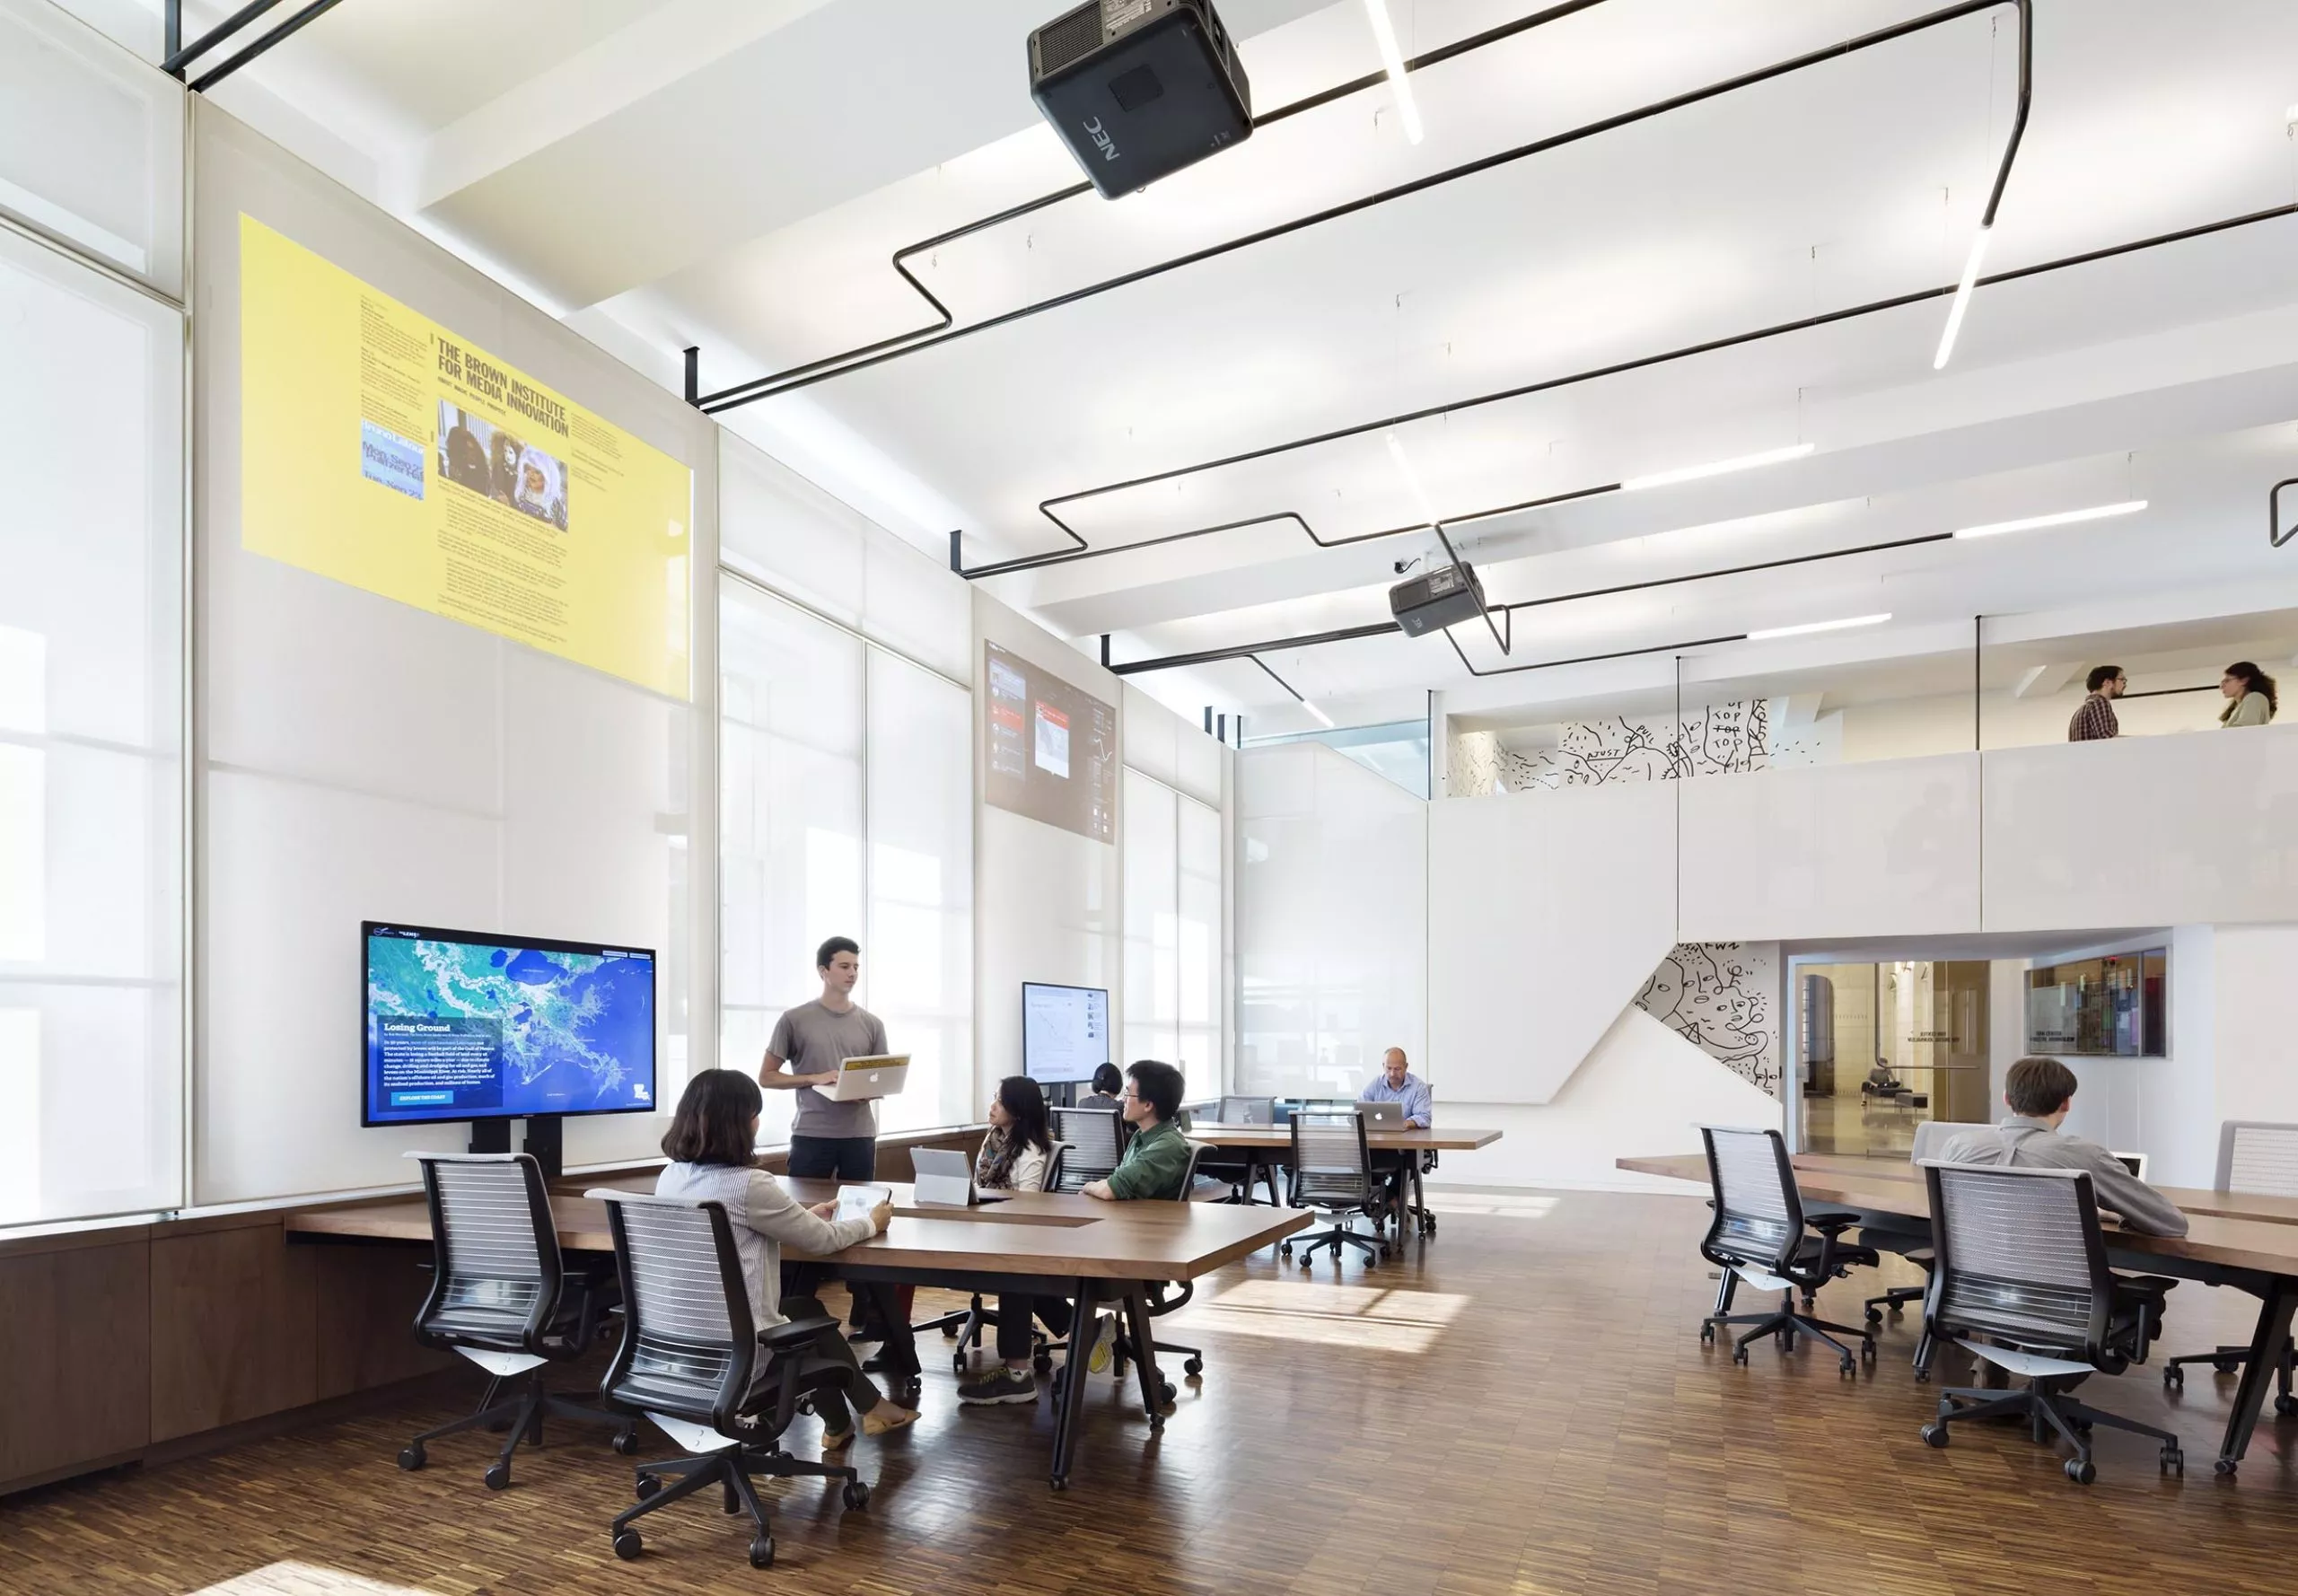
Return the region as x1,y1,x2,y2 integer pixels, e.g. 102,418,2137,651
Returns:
136,0,2298,737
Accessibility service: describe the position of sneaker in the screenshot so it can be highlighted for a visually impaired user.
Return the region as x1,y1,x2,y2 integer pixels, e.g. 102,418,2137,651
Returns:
956,1367,1039,1406
1085,1312,1117,1374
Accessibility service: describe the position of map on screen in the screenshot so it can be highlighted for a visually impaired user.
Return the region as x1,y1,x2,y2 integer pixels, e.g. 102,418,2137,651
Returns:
363,923,656,1125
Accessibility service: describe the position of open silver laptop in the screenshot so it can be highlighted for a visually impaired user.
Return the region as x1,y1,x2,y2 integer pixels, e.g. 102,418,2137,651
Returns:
825,1053,909,1102
1360,1101,1406,1128
912,1146,1011,1206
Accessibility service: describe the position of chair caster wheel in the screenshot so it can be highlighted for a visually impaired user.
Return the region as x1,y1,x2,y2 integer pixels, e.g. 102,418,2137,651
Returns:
1300,1257,1312,1271
1865,1309,1882,1326
612,1530,643,1561
1160,1381,1177,1404
2276,1395,2297,1418
2065,1459,2095,1486
1921,1423,1949,1449
2215,1358,2241,1374
843,1480,871,1510
610,1427,638,1455
2162,1447,2185,1475
1732,1346,1749,1366
2216,1457,2238,1476
2164,1365,2184,1390
483,1462,511,1492
1034,1354,1055,1376
1050,1478,1069,1492
1280,1243,1293,1258
1183,1356,1203,1377
749,1536,776,1568
1699,1324,1715,1344
397,1444,425,1471
1861,1340,1877,1364
952,1353,969,1375
1914,1368,1932,1384
942,1324,960,1339
636,1473,662,1501
1838,1357,1856,1378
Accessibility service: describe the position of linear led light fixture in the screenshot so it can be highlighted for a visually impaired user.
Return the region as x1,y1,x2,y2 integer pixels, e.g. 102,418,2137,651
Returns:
1304,698,1337,728
1363,0,1425,145
1384,430,1439,521
1621,442,1814,492
1953,499,2147,539
1932,226,1993,370
1746,612,1890,641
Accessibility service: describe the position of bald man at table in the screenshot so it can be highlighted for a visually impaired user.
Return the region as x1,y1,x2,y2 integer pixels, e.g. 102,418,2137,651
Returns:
1358,1048,1432,1127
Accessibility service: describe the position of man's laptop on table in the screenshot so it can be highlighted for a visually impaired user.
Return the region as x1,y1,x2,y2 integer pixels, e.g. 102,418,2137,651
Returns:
1360,1101,1406,1128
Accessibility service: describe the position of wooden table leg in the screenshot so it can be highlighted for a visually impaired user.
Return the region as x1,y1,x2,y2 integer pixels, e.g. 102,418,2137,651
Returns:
2216,1275,2298,1475
1048,1278,1100,1491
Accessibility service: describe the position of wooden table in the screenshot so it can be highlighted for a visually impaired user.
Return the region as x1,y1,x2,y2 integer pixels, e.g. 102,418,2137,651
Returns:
288,1175,1307,1488
1188,1123,1502,1238
1620,1151,2298,1476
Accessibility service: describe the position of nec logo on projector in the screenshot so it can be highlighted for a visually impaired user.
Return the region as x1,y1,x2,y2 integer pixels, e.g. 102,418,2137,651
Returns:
1083,118,1119,162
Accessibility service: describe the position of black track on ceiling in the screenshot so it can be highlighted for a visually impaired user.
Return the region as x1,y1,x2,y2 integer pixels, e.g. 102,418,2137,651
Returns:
944,0,2039,580
163,0,348,92
684,0,1614,413
1104,530,1952,677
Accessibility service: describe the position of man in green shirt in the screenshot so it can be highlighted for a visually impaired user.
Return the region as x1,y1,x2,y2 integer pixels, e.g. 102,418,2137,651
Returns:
1084,1059,1193,1201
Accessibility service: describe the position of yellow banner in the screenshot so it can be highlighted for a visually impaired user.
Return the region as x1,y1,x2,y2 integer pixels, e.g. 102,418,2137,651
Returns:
238,215,691,698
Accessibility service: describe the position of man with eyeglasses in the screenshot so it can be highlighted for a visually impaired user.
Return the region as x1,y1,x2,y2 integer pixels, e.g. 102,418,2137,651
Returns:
1083,1059,1194,1202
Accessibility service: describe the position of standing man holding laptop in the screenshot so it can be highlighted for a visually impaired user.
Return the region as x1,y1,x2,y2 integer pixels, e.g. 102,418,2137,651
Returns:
759,936,892,1181
759,935,920,1402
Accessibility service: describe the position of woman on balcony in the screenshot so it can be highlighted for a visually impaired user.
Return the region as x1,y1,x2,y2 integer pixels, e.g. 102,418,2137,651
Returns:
2219,662,2277,727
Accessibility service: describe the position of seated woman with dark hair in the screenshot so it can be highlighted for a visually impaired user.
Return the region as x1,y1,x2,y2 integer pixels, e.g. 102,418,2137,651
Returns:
654,1069,917,1447
957,1076,1084,1407
1077,1062,1124,1112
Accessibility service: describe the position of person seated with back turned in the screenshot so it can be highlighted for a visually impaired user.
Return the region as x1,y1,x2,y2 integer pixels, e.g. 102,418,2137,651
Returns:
1082,1059,1194,1202
955,1075,1083,1407
654,1069,918,1448
1077,1062,1124,1113
1358,1047,1433,1127
1936,1057,2189,1237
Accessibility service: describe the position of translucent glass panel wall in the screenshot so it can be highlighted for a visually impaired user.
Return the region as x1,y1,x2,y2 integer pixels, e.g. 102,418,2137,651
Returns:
1122,769,1223,1095
719,575,971,1140
0,225,184,1223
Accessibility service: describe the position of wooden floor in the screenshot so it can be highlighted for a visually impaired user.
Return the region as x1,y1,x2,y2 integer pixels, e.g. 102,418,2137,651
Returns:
8,1188,2298,1595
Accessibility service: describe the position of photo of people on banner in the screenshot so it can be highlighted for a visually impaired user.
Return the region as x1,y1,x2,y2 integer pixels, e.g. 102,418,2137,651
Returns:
436,401,568,529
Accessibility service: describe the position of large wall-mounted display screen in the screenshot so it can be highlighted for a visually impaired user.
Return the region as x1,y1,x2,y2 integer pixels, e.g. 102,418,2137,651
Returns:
239,215,693,698
985,640,1116,842
362,922,657,1126
1022,982,1110,1085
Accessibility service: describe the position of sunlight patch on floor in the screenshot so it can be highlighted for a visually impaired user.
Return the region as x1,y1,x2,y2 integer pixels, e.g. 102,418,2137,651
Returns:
1182,1279,1472,1354
1421,1191,1560,1218
186,1563,445,1596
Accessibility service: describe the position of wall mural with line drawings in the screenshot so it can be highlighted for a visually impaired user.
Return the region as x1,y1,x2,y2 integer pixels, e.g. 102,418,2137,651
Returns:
1448,699,1839,796
1633,942,1780,1097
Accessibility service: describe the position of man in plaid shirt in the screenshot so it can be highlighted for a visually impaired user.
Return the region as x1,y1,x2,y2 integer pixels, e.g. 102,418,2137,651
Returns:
2067,665,2126,741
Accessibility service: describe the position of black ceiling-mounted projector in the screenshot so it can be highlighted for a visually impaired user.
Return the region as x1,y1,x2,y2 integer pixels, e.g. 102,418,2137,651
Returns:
1390,560,1489,637
1028,0,1252,198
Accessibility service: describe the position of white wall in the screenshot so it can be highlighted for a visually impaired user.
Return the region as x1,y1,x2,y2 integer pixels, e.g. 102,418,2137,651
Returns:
192,104,719,1203
1437,1008,1781,1193
1679,752,1982,940
972,592,1123,1086
1428,781,1677,1104
1235,741,1425,1100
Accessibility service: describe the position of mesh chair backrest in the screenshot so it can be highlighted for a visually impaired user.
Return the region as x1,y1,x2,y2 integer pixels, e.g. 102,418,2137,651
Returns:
416,1154,558,1350
1699,1127,1802,1273
1289,1108,1373,1208
1219,1096,1273,1124
1924,1162,2109,1357
594,1192,751,1426
2221,1122,2298,1196
1050,1107,1124,1190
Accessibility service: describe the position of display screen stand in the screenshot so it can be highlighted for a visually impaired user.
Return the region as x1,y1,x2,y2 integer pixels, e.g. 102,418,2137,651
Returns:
523,1114,564,1180
468,1119,512,1157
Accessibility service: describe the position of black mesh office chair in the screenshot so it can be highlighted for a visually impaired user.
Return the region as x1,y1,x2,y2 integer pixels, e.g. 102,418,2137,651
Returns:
1697,1126,1878,1375
1916,1161,2181,1483
1048,1106,1127,1190
1198,1097,1279,1204
1279,1107,1391,1268
397,1153,632,1489
588,1189,873,1569
2165,1121,2298,1411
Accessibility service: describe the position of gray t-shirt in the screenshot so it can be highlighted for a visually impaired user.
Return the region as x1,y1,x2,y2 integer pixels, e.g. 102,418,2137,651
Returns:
768,999,889,1139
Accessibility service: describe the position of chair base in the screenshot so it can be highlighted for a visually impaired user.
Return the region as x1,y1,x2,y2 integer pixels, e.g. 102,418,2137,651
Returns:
399,1368,634,1487
2164,1335,2298,1416
610,1442,864,1567
1281,1211,1390,1268
1921,1379,2185,1484
1704,1290,1875,1376
1863,1284,1938,1381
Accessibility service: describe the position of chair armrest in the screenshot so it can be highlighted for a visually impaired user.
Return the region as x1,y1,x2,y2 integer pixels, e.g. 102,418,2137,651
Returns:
759,1316,838,1353
1805,1212,1861,1233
